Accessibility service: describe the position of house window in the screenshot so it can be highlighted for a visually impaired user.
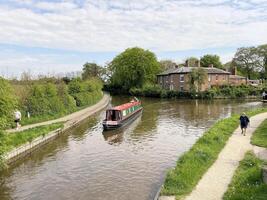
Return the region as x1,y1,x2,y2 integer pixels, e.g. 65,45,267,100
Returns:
180,74,184,82
208,75,211,82
216,75,218,81
180,86,184,91
170,75,173,82
159,76,162,83
170,84,174,90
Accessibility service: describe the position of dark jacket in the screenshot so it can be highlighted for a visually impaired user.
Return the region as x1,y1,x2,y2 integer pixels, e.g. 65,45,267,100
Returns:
240,116,249,128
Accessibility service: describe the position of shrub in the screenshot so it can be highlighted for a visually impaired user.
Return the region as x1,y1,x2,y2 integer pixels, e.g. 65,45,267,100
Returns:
0,77,17,129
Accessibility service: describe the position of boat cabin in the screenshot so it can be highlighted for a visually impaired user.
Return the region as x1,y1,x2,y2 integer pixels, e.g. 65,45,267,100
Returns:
106,109,122,121
105,100,141,122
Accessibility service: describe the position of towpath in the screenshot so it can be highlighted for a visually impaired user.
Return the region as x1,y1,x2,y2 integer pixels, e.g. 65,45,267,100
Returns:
7,93,110,133
159,112,267,200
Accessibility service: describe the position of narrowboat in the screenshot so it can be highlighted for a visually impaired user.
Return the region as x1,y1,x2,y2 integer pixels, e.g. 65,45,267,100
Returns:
102,97,143,131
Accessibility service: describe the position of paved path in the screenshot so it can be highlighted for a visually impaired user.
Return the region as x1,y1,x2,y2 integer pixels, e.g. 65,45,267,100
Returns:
183,112,267,200
7,94,110,133
159,112,267,200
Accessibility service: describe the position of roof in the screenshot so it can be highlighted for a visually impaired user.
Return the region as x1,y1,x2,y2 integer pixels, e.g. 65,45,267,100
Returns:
157,67,230,76
112,101,141,111
229,75,246,79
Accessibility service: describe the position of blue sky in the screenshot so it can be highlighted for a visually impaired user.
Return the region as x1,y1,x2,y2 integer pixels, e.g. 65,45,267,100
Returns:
0,0,267,78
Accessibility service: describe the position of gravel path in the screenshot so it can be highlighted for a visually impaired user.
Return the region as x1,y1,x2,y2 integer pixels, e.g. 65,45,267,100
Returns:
7,94,110,133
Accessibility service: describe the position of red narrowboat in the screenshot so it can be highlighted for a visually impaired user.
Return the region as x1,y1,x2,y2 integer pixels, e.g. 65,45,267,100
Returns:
102,97,143,131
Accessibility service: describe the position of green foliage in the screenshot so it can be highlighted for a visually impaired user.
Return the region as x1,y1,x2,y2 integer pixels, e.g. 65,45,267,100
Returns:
68,78,103,107
0,123,63,170
161,108,267,199
233,47,262,79
223,152,267,200
0,77,17,129
110,47,161,91
188,68,208,92
200,54,223,69
159,60,176,71
251,119,267,148
186,57,199,67
82,62,103,80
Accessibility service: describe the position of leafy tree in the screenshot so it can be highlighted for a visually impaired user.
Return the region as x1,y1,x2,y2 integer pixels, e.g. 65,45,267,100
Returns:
188,68,207,92
0,77,17,129
82,62,102,80
233,47,262,79
110,47,161,91
159,60,176,71
200,54,223,69
186,57,199,67
257,44,267,79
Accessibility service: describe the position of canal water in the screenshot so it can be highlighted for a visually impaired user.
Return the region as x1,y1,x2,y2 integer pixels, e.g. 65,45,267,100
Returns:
0,97,265,200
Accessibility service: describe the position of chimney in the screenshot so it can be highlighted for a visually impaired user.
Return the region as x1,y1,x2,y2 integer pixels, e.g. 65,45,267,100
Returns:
209,64,214,68
195,60,200,67
185,60,189,67
231,66,237,75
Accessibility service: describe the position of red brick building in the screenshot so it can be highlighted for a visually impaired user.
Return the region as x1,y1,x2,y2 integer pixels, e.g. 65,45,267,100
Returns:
157,66,230,92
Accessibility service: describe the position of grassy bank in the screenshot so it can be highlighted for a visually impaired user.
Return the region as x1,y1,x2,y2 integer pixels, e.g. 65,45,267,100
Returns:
223,151,267,200
0,123,63,170
251,119,267,148
160,108,267,199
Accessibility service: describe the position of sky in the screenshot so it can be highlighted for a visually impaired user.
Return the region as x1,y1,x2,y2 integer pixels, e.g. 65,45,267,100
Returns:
0,0,267,78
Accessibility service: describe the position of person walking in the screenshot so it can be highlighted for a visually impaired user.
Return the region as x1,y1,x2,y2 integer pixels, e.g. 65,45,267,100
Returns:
239,112,249,136
262,91,266,100
14,110,22,130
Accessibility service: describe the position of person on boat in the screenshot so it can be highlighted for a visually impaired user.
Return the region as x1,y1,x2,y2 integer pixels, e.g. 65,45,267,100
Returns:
14,110,22,130
239,112,249,136
263,91,266,100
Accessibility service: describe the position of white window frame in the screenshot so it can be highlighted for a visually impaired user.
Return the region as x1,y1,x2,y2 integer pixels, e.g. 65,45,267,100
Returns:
180,74,184,82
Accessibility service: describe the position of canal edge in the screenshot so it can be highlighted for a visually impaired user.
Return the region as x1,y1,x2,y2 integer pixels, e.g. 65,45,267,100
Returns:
4,93,111,164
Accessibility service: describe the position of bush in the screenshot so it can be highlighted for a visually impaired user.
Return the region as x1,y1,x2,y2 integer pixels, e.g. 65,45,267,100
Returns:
0,77,17,129
68,78,103,107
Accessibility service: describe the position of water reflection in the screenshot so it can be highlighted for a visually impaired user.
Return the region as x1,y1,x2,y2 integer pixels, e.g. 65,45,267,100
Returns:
0,97,265,200
102,116,142,145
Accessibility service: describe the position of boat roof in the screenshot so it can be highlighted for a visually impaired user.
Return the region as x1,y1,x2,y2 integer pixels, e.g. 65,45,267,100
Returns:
112,101,140,111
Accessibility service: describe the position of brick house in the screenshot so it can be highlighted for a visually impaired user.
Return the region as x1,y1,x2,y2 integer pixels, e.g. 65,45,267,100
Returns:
157,65,230,92
228,67,247,85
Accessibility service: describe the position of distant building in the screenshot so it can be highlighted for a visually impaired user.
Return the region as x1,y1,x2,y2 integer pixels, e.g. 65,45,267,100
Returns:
157,63,230,92
229,67,247,85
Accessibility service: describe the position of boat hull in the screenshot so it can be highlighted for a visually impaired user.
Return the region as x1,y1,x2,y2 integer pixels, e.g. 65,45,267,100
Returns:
103,108,143,131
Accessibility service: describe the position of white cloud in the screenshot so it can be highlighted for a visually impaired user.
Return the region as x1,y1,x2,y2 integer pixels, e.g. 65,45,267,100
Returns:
0,0,266,52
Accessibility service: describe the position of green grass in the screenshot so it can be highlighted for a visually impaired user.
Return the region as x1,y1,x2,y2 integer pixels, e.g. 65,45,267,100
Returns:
0,122,63,170
160,107,267,200
251,119,267,148
223,151,267,200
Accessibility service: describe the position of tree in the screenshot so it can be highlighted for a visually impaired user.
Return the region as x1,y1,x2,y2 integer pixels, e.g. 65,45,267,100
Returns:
110,47,161,91
200,54,223,69
82,62,102,80
188,68,207,92
0,77,17,129
233,47,262,79
186,57,199,67
257,44,267,79
159,60,176,71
